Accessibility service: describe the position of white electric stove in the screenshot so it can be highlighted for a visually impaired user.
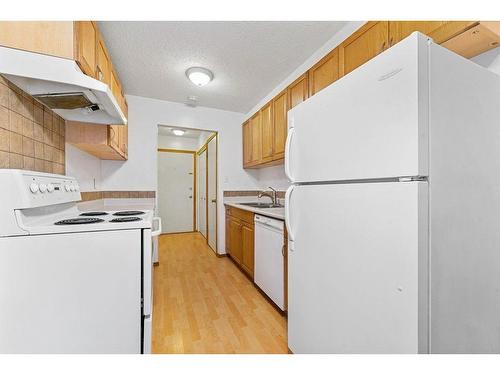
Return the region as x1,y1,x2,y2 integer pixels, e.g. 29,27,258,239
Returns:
0,169,161,353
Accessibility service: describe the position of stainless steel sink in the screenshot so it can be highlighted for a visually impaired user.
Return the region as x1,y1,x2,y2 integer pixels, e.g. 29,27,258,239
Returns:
239,202,284,209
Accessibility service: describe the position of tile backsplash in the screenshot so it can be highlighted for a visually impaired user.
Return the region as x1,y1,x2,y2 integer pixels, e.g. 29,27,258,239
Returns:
0,75,65,174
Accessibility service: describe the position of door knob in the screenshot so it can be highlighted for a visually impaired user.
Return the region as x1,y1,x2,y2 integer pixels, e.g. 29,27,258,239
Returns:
189,195,193,198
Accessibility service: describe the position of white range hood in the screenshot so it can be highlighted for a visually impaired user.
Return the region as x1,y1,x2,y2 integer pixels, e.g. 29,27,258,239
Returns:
0,46,127,125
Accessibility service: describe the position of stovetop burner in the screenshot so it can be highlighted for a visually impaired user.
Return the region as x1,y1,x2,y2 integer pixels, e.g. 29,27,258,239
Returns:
113,211,145,216
79,211,108,216
55,218,105,225
110,217,142,223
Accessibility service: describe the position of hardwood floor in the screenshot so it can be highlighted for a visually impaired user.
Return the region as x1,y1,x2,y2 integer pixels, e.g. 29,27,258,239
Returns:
152,232,288,354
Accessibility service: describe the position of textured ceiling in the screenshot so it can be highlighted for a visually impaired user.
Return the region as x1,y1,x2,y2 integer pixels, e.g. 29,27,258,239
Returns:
98,21,347,113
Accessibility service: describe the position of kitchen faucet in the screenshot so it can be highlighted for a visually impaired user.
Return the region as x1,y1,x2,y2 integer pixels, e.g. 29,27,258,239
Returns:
258,186,278,206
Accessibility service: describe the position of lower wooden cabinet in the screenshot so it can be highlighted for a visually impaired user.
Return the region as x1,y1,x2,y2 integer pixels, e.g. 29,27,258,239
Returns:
66,121,128,160
241,224,255,278
225,206,255,279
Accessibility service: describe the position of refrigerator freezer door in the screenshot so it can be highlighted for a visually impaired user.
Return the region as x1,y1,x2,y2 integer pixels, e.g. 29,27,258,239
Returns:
286,32,429,183
287,181,428,353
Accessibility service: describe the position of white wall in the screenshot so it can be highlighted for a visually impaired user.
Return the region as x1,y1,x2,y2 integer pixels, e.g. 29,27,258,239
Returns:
471,46,500,75
158,134,199,150
65,144,101,192
97,95,273,254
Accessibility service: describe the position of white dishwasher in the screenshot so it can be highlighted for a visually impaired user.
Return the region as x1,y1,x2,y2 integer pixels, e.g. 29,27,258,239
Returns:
254,214,285,311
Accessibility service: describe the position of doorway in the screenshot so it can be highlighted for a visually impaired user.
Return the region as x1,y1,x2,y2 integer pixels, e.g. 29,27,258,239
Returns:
157,150,195,233
157,125,218,251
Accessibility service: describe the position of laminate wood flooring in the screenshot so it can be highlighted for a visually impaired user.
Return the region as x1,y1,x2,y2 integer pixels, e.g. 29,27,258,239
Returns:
152,232,288,354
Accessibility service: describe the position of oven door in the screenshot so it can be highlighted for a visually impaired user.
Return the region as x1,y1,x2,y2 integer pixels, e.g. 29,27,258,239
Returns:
142,217,161,353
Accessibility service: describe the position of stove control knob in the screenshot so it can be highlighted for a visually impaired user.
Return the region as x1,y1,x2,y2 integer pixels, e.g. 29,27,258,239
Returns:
29,183,39,193
65,184,71,192
70,185,75,192
39,183,47,193
47,183,54,193
74,185,80,191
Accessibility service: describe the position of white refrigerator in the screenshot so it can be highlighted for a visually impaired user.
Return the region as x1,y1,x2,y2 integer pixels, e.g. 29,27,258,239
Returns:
285,32,500,354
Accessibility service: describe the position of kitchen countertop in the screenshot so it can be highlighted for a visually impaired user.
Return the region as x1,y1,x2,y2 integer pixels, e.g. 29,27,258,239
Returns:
224,201,285,221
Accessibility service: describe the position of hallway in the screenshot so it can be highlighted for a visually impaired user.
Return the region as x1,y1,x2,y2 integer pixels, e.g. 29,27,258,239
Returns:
152,232,288,353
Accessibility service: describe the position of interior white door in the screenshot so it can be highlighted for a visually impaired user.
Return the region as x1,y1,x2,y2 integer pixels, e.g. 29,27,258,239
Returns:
207,136,217,251
198,149,207,238
287,181,428,353
157,151,194,233
286,33,429,183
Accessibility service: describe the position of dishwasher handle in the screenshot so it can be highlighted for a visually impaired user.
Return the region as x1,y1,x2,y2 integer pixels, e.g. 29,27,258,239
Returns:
254,215,284,232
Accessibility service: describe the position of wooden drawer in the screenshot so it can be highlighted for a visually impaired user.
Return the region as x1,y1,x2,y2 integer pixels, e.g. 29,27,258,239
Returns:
226,205,254,226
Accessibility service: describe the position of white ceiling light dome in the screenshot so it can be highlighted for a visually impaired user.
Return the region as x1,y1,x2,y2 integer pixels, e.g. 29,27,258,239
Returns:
186,67,214,87
172,129,185,136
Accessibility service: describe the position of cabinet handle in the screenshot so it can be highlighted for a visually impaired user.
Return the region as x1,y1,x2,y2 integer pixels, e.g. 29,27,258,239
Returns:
211,199,217,203
389,37,394,47
380,41,386,53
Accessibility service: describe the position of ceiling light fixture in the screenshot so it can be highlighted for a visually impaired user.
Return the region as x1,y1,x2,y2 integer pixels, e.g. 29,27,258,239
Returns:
172,129,185,136
186,67,214,87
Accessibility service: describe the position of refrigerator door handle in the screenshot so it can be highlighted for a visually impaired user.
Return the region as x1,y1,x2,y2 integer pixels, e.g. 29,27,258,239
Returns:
285,185,295,242
285,126,295,182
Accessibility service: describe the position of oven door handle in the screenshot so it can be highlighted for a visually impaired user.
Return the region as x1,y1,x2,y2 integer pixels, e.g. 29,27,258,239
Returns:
151,217,162,237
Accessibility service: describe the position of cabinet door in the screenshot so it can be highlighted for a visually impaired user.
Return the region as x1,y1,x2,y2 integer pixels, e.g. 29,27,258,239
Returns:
110,68,122,106
339,21,389,77
288,73,309,109
241,224,255,278
96,34,111,85
250,112,262,164
272,90,288,160
75,21,97,77
308,48,339,97
242,120,252,168
260,102,274,163
225,211,232,255
119,125,128,158
389,21,446,46
229,218,243,264
109,125,121,154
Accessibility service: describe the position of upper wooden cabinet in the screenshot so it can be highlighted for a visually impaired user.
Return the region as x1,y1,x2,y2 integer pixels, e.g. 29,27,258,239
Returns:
288,73,309,109
272,90,288,160
239,20,500,169
242,120,252,168
74,21,97,78
0,21,128,121
339,21,389,77
66,121,128,160
260,102,274,164
95,33,111,85
0,21,74,59
441,22,500,58
249,112,262,165
308,48,339,96
389,21,446,46
0,21,130,161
